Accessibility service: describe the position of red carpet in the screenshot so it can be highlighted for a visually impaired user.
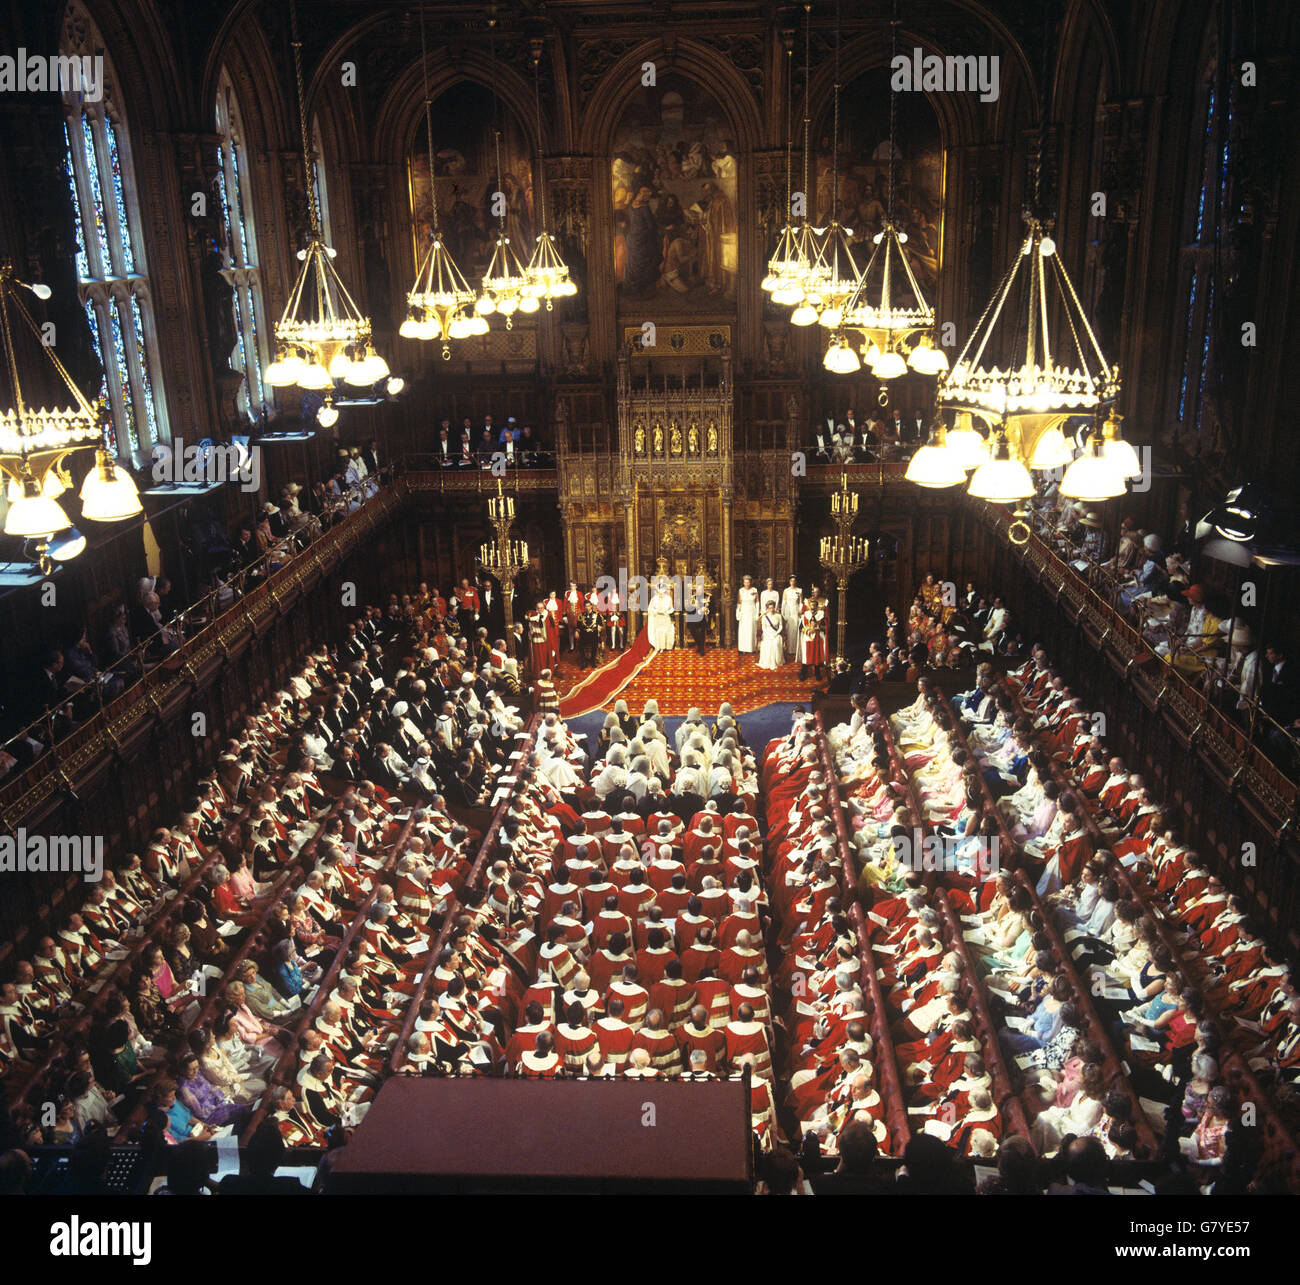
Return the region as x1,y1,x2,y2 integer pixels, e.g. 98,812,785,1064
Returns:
556,638,822,717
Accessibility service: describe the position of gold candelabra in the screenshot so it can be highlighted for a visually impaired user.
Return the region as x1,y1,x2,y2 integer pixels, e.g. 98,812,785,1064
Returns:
478,479,528,634
819,469,869,662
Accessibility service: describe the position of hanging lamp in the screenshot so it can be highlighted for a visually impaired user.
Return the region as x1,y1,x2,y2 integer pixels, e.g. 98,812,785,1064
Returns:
474,12,536,327
522,40,577,308
831,2,943,387
267,0,387,412
936,0,1120,489
401,1,482,357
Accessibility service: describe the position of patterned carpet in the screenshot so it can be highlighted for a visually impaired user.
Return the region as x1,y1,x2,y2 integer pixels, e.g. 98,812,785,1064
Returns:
555,645,823,717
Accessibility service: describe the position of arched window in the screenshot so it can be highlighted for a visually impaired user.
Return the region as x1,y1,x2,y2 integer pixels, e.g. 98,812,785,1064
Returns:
215,72,269,418
1172,54,1233,438
60,1,165,456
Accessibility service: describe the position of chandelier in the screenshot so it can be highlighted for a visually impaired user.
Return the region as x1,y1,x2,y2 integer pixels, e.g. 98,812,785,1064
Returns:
796,1,863,332
827,3,945,384
478,479,529,634
763,4,818,307
400,1,482,358
523,41,577,309
937,214,1119,448
920,37,1128,505
265,0,390,410
474,14,539,328
0,264,139,566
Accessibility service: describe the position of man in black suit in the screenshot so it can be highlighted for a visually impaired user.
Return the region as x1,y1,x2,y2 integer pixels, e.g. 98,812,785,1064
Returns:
809,1121,891,1194
330,746,363,782
32,649,67,715
827,657,853,693
638,779,672,822
1261,644,1299,765
510,623,528,668
217,1119,309,1195
479,573,504,636
435,421,455,467
688,589,711,655
518,423,547,466
671,784,705,826
853,414,879,461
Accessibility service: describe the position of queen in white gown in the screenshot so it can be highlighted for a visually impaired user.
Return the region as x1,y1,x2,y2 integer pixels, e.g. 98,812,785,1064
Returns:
647,585,676,651
736,576,759,654
757,608,786,671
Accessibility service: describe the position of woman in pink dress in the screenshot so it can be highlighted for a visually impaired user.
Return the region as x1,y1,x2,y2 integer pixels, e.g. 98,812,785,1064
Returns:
1189,1086,1233,1165
145,942,186,1006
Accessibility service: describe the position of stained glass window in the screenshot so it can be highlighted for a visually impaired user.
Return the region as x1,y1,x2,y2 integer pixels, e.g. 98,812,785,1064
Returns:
1195,275,1215,434
103,116,136,275
79,113,112,277
1172,57,1231,437
1177,271,1199,422
106,300,137,447
1193,83,1216,244
215,73,268,419
61,5,166,453
63,127,88,280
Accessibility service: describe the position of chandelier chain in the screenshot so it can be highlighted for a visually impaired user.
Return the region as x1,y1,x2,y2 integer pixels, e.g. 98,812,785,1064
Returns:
888,0,898,230
830,0,840,225
0,278,27,422
801,3,811,221
532,47,548,234
420,2,441,236
488,14,506,234
289,0,319,237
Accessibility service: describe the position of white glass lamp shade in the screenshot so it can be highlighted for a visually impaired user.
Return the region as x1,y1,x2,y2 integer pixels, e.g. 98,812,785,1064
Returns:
298,362,332,390
80,456,142,521
265,354,305,386
1029,425,1072,470
905,442,966,489
968,453,1035,502
945,417,989,471
6,486,70,536
872,349,908,380
1059,450,1126,501
823,338,861,374
1102,436,1142,480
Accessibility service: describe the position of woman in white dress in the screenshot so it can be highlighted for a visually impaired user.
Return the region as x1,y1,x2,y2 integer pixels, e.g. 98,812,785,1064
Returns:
647,580,676,651
757,606,786,671
1030,1062,1106,1155
736,575,759,654
781,578,803,657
